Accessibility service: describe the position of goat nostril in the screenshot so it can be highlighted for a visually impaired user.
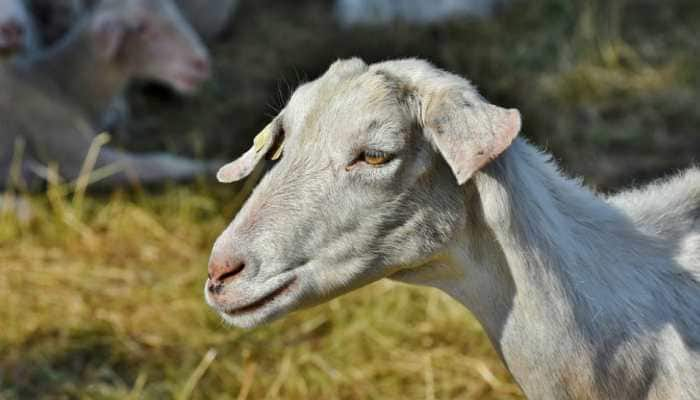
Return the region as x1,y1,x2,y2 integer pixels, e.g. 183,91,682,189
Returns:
208,281,225,295
192,58,210,74
208,260,245,285
218,262,244,282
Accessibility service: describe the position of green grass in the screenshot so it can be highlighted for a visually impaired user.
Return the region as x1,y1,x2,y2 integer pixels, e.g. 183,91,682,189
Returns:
0,187,521,399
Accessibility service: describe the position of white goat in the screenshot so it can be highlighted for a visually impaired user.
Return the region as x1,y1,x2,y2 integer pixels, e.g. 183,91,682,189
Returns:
206,58,700,400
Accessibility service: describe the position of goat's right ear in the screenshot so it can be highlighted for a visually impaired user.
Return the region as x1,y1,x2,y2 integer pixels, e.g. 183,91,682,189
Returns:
377,61,520,185
217,121,285,183
91,13,126,61
423,96,521,185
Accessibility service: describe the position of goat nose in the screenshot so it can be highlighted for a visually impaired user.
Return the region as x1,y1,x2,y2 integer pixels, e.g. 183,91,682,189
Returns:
191,57,210,75
208,259,245,289
0,20,23,46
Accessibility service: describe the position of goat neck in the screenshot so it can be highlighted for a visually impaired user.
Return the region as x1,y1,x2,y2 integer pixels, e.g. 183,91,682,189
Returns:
13,18,127,124
416,139,699,399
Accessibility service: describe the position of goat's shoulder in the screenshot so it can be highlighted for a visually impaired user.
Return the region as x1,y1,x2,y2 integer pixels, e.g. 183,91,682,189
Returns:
0,61,90,142
606,168,700,281
606,168,700,236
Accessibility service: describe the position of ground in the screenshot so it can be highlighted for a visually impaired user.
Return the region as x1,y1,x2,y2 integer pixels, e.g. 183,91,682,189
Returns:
1,0,698,398
0,186,520,399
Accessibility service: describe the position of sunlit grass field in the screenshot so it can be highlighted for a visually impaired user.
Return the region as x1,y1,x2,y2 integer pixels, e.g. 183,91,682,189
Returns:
0,186,522,399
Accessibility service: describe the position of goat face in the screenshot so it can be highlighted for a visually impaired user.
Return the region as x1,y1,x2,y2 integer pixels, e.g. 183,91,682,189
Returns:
206,58,520,328
90,0,210,94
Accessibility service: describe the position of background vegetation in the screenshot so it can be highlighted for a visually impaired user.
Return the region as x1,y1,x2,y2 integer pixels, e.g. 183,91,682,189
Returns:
1,0,698,398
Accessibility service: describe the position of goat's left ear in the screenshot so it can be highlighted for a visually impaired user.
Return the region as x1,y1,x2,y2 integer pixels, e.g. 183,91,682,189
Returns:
217,120,285,183
422,92,521,185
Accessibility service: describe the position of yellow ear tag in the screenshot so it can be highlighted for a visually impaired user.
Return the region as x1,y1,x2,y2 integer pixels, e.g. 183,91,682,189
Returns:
270,140,284,161
253,127,271,153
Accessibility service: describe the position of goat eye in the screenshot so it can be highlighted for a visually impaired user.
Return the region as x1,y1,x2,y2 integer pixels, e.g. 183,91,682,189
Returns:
345,149,394,171
363,150,391,166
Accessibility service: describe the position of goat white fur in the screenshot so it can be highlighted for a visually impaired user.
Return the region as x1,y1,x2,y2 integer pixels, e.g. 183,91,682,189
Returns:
207,58,700,399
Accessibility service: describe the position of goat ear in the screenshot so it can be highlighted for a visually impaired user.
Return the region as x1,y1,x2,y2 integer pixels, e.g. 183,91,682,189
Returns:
423,92,521,185
91,13,126,61
217,122,285,183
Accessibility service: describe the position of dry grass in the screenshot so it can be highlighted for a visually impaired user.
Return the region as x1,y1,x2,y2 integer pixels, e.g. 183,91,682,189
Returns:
0,186,522,399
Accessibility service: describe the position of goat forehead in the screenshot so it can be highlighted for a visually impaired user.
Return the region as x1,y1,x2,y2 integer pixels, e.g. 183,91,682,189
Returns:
285,72,407,148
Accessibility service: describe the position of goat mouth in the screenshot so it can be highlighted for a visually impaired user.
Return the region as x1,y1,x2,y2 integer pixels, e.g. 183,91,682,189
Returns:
171,75,202,93
222,276,297,316
169,68,210,94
